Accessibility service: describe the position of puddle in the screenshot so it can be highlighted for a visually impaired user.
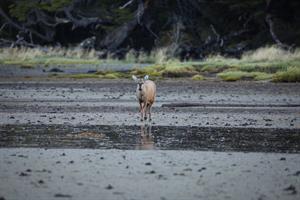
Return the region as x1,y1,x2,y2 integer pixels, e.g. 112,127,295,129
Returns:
0,124,299,153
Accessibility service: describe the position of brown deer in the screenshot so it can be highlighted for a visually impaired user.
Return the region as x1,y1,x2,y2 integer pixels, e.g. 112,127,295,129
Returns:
132,75,156,121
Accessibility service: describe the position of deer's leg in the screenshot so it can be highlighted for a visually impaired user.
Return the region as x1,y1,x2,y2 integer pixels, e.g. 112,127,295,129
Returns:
139,102,144,121
139,102,142,112
148,105,152,121
143,104,148,121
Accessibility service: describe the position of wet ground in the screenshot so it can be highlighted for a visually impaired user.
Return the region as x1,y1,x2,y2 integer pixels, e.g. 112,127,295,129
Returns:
0,79,300,199
1,148,300,200
0,64,145,78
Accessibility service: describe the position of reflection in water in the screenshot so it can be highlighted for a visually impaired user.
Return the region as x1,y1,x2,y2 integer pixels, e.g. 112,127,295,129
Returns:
2,124,300,152
137,123,154,150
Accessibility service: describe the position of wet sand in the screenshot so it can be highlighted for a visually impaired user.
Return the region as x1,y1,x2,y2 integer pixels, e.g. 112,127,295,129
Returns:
0,79,300,200
1,148,300,200
0,80,299,128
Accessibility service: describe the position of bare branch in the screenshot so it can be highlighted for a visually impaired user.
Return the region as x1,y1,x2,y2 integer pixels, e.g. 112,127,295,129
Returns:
120,0,134,9
63,4,111,30
0,7,52,42
0,22,8,32
265,14,291,50
136,0,145,24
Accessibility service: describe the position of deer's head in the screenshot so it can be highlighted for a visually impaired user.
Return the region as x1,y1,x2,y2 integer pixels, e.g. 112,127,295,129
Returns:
132,75,149,91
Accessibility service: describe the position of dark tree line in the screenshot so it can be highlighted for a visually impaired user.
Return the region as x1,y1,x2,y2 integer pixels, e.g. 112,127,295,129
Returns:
1,0,299,59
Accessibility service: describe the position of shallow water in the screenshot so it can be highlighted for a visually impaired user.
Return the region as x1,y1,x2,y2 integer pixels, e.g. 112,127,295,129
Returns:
1,124,299,153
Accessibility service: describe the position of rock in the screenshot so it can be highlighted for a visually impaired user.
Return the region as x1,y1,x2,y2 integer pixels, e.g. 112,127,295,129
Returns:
54,193,72,198
284,185,297,195
19,172,29,176
198,167,206,172
105,184,114,190
49,68,64,73
293,171,300,176
183,168,192,171
145,170,156,174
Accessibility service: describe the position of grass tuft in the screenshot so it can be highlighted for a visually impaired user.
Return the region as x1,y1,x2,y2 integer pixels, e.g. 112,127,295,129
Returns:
0,47,101,66
66,74,101,79
191,74,205,81
218,71,273,81
272,67,300,82
195,46,300,75
131,61,199,78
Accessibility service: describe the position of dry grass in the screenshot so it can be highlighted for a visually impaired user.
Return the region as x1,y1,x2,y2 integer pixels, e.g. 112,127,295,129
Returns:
242,46,300,62
0,46,98,59
124,47,172,64
0,47,100,65
0,46,174,65
197,46,300,74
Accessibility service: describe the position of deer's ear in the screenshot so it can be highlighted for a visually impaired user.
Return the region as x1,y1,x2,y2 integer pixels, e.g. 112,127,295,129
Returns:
144,75,149,80
132,75,138,82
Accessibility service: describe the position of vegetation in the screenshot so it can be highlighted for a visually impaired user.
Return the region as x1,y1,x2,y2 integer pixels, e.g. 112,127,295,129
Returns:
1,0,299,59
0,46,299,82
217,71,272,81
191,74,205,81
272,67,300,82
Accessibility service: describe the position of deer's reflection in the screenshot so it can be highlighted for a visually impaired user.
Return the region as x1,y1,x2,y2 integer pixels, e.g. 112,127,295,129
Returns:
137,124,154,150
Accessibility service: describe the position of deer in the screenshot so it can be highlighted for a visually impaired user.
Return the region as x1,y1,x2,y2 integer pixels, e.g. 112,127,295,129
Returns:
132,75,156,121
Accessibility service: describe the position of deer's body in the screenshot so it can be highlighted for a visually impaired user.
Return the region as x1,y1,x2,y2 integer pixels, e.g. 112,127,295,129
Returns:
132,75,156,121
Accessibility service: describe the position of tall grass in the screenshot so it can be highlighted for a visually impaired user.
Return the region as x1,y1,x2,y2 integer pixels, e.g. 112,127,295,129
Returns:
0,46,173,65
0,47,98,60
273,67,300,82
1,45,299,82
200,46,300,73
242,46,300,62
124,47,172,64
0,47,100,65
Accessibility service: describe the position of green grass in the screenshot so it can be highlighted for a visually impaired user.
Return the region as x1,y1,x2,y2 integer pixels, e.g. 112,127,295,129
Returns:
252,72,273,81
1,46,300,82
191,74,205,81
20,64,35,69
272,67,300,82
3,57,101,66
59,74,101,79
218,71,273,81
54,71,130,79
191,46,300,76
130,62,200,78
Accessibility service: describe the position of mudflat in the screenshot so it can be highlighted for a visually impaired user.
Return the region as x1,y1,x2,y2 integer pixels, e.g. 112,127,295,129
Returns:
0,79,299,200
